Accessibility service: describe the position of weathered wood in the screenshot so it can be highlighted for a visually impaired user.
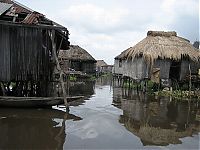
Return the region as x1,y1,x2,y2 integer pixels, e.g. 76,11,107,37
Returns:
0,21,68,31
51,31,68,106
0,96,84,108
189,63,192,98
0,82,5,96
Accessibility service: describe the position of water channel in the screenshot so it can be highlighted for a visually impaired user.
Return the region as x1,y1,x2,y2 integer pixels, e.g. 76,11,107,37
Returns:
0,77,199,149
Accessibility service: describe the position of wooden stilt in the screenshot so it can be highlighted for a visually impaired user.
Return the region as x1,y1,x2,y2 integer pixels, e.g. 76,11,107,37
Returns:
0,82,6,96
136,81,139,92
51,30,68,107
189,63,192,98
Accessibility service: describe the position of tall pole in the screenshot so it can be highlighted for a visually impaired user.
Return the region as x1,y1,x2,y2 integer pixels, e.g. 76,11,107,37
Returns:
51,30,68,107
189,63,192,98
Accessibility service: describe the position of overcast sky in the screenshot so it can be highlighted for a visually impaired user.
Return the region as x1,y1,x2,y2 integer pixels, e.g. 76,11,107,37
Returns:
17,0,199,64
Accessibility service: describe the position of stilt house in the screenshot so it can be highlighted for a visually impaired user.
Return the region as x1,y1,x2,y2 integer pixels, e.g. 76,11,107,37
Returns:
114,31,200,84
96,60,113,73
0,0,70,96
59,45,96,74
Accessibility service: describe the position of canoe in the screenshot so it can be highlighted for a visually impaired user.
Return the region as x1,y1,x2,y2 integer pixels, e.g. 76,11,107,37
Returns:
0,96,84,108
0,108,82,120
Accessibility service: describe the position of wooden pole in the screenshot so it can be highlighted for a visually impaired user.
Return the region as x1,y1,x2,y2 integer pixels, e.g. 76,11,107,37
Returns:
51,30,68,107
189,63,192,98
0,82,5,96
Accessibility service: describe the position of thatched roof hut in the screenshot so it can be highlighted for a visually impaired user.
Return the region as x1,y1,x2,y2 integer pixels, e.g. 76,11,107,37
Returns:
114,31,200,82
116,31,200,62
59,45,96,62
59,45,96,74
96,60,107,67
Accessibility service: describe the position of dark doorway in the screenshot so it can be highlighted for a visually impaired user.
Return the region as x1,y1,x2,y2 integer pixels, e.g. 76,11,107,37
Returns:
169,61,181,81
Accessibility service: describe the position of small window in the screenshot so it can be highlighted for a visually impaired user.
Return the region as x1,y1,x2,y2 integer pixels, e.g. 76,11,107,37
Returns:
119,60,122,67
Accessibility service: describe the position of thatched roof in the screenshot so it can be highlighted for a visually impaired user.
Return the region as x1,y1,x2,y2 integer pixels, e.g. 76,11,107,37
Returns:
115,31,200,62
59,45,96,62
96,60,107,67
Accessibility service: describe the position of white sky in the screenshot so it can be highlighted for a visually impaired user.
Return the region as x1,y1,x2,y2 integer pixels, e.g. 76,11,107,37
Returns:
17,0,199,64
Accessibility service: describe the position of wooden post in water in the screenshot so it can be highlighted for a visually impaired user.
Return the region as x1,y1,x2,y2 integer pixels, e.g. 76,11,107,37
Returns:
0,82,5,96
189,63,192,98
51,30,68,107
128,77,131,89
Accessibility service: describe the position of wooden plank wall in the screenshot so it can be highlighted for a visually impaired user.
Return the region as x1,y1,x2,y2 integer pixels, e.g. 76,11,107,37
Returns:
0,25,10,81
0,24,52,82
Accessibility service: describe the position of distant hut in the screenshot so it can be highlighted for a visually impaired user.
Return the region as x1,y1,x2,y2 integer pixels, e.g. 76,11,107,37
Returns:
0,0,69,96
59,45,96,74
114,31,200,84
96,60,107,73
193,41,199,49
101,65,113,73
96,60,113,73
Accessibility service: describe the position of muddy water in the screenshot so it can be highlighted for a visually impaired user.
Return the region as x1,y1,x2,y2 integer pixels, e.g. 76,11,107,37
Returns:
0,77,199,149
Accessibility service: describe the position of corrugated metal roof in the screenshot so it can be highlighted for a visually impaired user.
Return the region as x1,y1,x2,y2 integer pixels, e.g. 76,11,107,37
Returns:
22,12,43,24
0,2,12,15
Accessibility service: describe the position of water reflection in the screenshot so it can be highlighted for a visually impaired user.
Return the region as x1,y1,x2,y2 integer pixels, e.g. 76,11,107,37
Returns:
0,77,199,149
69,81,95,97
96,76,112,86
113,87,200,146
0,108,82,150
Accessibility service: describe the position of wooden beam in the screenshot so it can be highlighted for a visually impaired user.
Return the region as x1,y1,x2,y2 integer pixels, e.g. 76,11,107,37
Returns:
0,20,68,31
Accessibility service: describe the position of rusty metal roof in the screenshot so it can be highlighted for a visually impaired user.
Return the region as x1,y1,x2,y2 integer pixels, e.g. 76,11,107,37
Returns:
0,2,12,15
0,0,67,29
22,12,43,24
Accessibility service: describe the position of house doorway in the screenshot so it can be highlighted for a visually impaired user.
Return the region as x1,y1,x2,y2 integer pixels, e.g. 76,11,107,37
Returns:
169,61,181,81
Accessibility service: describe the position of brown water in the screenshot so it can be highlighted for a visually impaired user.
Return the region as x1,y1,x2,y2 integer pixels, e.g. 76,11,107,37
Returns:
0,77,199,149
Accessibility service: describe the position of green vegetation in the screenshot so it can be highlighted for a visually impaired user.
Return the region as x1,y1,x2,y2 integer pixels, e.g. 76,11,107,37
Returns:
157,90,200,101
123,80,158,92
69,75,77,81
122,79,200,101
90,75,96,81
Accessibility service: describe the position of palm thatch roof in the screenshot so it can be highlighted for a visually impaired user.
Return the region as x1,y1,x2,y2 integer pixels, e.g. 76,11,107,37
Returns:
115,31,200,62
59,45,96,62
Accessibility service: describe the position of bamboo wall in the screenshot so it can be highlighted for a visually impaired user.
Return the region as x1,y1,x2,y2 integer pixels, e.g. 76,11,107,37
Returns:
114,58,148,80
69,61,96,74
114,56,199,81
0,23,52,82
123,58,148,80
113,59,124,75
154,59,171,79
82,62,96,74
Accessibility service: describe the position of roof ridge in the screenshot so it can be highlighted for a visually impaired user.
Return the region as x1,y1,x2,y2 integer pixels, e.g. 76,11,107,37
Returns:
147,31,177,37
